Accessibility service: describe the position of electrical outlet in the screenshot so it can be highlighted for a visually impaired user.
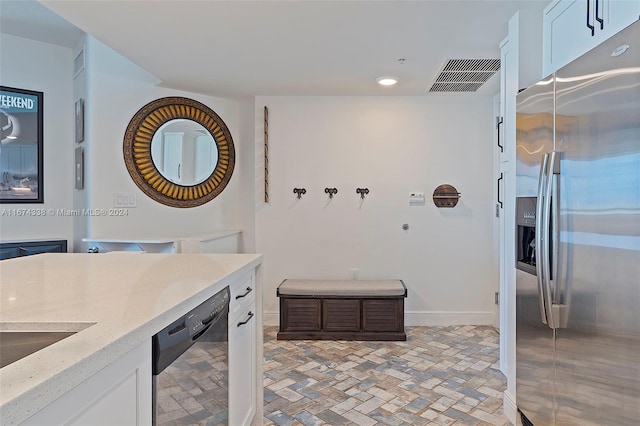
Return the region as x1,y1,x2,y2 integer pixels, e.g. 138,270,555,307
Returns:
114,192,136,208
350,268,359,280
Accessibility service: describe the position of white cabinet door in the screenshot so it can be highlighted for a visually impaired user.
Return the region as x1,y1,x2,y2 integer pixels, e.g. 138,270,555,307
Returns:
499,11,542,164
543,0,598,76
229,271,256,322
498,37,509,164
22,341,152,426
229,304,257,426
543,0,640,75
499,30,519,164
602,0,640,39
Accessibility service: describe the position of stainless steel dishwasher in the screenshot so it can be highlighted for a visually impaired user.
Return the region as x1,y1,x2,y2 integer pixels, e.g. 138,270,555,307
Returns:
152,286,230,425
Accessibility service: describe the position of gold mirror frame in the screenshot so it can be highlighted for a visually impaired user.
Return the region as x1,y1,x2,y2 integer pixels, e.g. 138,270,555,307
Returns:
123,97,234,208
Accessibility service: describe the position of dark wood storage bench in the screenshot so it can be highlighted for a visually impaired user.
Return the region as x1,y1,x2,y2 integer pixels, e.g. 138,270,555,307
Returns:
277,279,407,341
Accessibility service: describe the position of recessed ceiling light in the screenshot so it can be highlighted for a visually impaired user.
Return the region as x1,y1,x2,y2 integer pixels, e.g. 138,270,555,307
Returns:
376,76,398,86
611,44,630,57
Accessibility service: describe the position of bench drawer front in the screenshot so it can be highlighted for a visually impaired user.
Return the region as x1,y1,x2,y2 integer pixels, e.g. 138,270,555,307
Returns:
280,298,321,331
362,299,403,332
323,299,361,332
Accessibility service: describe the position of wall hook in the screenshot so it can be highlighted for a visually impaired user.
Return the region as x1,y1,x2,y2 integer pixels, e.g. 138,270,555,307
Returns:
356,188,369,199
293,188,306,199
324,187,338,199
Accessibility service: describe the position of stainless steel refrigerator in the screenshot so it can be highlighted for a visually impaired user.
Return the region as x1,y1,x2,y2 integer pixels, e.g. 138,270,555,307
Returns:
515,20,640,426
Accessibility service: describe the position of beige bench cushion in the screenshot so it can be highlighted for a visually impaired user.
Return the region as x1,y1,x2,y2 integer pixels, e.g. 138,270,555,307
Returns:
278,279,406,297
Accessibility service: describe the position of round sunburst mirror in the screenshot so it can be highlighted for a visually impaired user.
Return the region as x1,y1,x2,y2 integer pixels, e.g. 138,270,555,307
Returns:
123,97,235,208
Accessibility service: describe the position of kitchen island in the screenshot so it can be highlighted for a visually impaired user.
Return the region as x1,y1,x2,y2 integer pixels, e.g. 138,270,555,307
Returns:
0,252,262,425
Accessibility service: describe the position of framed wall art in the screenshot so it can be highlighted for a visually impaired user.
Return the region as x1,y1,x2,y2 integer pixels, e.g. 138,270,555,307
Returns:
0,86,44,203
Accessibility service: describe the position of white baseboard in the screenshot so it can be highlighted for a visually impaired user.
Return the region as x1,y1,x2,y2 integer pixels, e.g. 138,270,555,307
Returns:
262,310,496,327
405,311,496,326
503,389,518,425
264,312,279,326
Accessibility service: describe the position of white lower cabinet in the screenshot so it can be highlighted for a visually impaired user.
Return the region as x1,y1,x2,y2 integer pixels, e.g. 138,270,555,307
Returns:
229,303,257,426
22,340,152,425
228,270,257,426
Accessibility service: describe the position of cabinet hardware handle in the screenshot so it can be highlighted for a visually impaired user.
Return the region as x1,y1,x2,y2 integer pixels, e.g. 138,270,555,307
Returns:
237,311,254,327
587,0,595,36
595,0,604,30
496,116,504,153
497,173,503,209
235,287,253,299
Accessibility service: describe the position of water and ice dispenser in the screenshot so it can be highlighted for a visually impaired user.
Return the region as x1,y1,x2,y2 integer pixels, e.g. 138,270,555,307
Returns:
516,197,537,275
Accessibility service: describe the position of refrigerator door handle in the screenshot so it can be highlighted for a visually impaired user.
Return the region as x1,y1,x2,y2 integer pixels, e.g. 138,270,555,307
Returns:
542,151,560,329
536,153,550,325
549,152,567,329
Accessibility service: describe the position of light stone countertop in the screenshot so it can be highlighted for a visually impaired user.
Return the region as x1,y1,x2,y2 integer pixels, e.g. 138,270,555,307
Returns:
0,252,262,425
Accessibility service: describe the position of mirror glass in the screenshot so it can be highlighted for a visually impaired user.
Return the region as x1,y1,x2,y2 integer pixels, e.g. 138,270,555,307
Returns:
150,119,218,186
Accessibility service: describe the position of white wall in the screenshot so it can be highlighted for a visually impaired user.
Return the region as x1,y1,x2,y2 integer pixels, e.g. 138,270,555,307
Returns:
78,37,242,249
0,34,74,248
237,97,258,253
255,96,497,325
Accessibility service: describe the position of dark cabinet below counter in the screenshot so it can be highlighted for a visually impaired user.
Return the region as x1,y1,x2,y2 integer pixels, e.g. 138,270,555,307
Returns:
0,239,67,260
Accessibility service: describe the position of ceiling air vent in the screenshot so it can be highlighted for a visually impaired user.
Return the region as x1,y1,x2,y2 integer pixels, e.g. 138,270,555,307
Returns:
428,59,500,92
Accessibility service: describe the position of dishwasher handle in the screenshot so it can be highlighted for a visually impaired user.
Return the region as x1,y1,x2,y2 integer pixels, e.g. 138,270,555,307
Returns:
191,308,227,341
152,316,192,375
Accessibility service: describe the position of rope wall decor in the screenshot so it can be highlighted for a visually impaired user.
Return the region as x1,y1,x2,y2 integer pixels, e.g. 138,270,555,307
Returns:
264,106,269,203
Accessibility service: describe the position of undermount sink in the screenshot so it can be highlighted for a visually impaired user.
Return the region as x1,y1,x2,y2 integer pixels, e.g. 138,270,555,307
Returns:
0,331,77,369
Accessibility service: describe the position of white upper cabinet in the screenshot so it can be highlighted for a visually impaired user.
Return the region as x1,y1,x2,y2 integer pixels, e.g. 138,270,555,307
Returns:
498,10,542,164
605,0,640,36
543,0,640,75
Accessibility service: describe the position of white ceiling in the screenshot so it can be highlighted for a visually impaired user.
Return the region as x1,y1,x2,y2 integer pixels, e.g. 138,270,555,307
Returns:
0,0,84,48
3,0,547,98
